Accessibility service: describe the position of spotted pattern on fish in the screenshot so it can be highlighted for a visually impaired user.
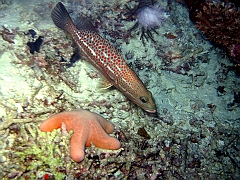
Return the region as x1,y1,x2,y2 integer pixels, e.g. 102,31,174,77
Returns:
51,2,156,113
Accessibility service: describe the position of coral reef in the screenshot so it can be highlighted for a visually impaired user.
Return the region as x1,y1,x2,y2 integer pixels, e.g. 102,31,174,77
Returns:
1,116,240,179
0,0,240,179
182,0,240,75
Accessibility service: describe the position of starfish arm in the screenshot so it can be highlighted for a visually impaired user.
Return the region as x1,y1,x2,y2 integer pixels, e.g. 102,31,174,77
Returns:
93,112,115,134
40,112,84,132
70,132,89,162
92,136,121,150
40,114,64,131
88,120,121,150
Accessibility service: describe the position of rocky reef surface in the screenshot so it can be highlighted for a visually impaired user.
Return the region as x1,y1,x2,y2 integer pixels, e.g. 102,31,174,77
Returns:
0,0,239,179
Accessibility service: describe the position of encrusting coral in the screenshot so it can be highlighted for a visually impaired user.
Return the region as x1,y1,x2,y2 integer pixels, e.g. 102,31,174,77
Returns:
182,0,240,75
40,109,121,162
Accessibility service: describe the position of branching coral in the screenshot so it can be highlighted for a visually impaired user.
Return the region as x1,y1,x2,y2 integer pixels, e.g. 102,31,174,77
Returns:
183,0,240,75
195,2,239,50
11,124,71,179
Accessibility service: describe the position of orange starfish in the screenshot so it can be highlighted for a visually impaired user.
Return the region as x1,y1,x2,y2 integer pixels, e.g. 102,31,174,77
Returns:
40,110,121,162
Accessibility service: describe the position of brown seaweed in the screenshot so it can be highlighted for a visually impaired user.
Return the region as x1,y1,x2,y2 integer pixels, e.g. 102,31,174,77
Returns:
0,26,17,43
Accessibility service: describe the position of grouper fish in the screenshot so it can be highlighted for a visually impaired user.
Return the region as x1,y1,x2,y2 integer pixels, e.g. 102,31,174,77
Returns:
51,2,156,113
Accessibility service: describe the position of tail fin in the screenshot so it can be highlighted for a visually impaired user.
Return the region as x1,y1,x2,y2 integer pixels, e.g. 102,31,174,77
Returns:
51,2,74,32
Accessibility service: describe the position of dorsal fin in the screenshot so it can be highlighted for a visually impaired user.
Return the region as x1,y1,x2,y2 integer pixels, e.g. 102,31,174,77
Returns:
74,16,96,32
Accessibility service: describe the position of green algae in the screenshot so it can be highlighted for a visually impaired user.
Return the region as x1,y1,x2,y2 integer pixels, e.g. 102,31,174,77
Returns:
11,123,72,179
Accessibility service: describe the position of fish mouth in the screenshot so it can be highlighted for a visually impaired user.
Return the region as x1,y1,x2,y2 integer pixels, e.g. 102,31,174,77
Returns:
145,109,157,113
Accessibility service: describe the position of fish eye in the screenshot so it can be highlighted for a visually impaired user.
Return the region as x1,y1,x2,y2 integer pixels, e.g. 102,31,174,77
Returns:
140,96,148,103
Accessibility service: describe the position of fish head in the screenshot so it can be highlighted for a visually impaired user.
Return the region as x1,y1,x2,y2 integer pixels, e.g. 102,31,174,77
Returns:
128,88,156,113
138,89,157,113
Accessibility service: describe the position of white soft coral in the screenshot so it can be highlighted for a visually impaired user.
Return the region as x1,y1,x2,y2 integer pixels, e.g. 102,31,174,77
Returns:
137,5,167,29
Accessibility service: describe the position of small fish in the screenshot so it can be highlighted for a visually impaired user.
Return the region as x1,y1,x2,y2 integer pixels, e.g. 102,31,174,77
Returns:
51,2,156,113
